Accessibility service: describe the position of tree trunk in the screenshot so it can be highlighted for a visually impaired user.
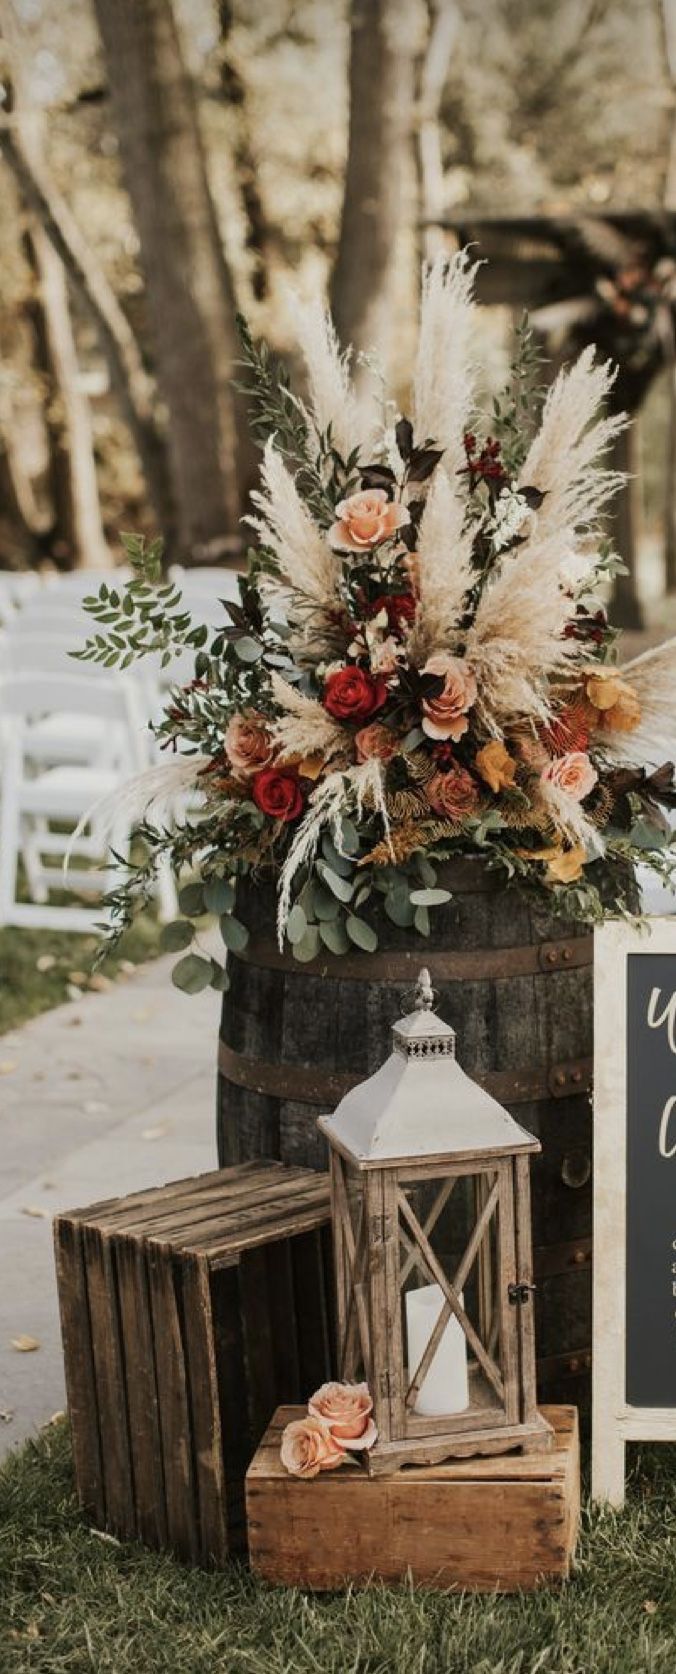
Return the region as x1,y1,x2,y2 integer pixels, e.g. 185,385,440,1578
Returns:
92,0,247,555
28,226,110,570
330,0,418,368
416,0,459,264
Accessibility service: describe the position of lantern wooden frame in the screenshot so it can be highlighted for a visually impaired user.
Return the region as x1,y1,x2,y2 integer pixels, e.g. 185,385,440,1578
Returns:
317,973,553,1476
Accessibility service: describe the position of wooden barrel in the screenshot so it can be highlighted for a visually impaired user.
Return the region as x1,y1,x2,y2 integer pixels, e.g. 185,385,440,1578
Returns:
217,859,595,1406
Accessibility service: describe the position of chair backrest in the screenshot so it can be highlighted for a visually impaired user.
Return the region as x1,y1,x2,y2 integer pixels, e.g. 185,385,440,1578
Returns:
0,634,82,677
0,671,146,740
42,567,131,596
8,599,94,638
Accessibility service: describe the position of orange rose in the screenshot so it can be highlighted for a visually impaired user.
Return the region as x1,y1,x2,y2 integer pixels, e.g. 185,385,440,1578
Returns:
426,764,481,820
329,489,410,551
584,669,641,732
519,845,586,883
279,1415,347,1478
355,723,399,764
540,751,597,803
475,740,517,793
308,1382,377,1450
421,654,477,742
224,711,273,778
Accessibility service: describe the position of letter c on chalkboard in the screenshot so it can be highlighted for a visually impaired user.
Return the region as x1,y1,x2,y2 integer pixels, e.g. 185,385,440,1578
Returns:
659,1095,676,1159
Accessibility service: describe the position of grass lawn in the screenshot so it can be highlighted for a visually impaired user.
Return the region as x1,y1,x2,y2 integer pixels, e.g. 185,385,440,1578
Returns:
1,1424,675,1673
0,915,164,1037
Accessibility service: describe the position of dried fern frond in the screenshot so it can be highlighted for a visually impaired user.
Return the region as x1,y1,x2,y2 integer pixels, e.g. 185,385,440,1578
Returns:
405,750,437,785
589,785,615,829
385,788,429,820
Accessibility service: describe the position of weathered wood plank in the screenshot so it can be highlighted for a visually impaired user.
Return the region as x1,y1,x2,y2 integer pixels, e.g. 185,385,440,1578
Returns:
81,1225,134,1537
114,1233,167,1548
53,1217,105,1524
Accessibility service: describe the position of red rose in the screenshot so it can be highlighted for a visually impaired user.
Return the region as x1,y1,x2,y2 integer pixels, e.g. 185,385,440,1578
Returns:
323,666,388,722
252,768,304,822
371,593,417,633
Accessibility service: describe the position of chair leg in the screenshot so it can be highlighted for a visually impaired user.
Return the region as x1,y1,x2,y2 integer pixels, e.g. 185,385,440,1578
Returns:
0,752,21,928
156,855,178,923
21,815,50,904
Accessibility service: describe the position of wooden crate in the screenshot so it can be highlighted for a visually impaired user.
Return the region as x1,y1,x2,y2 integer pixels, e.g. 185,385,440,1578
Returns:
247,1404,579,1591
54,1161,333,1565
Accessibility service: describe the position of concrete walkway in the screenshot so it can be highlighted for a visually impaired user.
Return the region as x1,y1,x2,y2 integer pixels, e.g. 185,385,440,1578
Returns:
0,953,221,1458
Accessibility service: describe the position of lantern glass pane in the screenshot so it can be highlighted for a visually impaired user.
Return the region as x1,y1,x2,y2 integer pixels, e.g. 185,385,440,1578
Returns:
396,1163,515,1435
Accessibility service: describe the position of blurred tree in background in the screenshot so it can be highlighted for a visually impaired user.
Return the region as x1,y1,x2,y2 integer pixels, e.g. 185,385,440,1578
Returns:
0,0,672,592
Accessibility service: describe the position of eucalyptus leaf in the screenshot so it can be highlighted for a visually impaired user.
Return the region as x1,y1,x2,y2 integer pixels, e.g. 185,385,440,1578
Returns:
159,918,194,952
219,914,250,953
416,858,437,889
409,888,451,907
209,961,230,992
203,877,235,915
292,924,321,963
234,635,263,663
286,904,308,945
339,817,360,856
385,893,416,928
346,914,378,953
321,833,354,877
414,905,431,937
319,919,350,956
171,953,213,994
313,885,340,921
317,862,354,903
178,881,205,917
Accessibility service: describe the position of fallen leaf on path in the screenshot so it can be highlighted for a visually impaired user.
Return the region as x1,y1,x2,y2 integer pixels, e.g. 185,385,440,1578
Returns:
20,1205,50,1220
67,971,87,985
643,1601,658,1615
36,954,56,972
43,1411,65,1427
141,1122,171,1140
10,1335,40,1353
88,973,112,993
119,959,135,973
0,1408,14,1423
0,1060,18,1075
66,986,83,1002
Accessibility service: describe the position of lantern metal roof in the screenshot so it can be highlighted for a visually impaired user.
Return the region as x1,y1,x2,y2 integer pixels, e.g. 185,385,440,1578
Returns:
318,968,539,1168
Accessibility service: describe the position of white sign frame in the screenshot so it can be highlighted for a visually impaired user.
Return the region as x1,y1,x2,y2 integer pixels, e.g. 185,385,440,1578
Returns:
592,916,676,1505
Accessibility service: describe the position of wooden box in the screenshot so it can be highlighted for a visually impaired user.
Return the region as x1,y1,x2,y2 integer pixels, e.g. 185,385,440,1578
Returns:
247,1404,579,1592
54,1161,333,1564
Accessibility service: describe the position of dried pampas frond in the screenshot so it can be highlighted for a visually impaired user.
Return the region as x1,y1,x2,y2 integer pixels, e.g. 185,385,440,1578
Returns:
467,530,579,722
520,347,627,537
409,470,474,659
413,251,478,479
247,439,339,609
64,755,210,877
536,778,605,855
598,636,676,768
270,672,345,764
276,758,391,943
288,294,377,463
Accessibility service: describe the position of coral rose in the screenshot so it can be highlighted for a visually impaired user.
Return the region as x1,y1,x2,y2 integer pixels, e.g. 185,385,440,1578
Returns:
252,767,304,822
323,666,388,722
475,740,517,794
540,751,598,803
279,1415,347,1478
329,489,410,551
308,1382,377,1451
223,711,272,778
421,654,477,742
355,723,398,764
427,764,481,820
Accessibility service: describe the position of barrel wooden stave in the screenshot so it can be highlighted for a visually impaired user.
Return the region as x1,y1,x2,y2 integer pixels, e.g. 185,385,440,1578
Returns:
218,862,594,1398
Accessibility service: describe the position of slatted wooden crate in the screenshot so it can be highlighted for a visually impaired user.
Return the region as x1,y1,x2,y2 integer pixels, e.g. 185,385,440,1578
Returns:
54,1161,333,1565
247,1404,579,1591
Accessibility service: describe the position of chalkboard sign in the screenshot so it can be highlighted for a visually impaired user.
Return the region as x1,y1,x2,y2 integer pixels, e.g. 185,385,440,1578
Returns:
593,919,676,1506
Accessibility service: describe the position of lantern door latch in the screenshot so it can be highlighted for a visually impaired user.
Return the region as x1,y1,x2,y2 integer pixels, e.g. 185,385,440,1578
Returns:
508,1281,536,1305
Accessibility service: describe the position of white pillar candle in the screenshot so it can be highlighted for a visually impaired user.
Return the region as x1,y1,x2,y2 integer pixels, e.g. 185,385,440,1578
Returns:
405,1283,469,1416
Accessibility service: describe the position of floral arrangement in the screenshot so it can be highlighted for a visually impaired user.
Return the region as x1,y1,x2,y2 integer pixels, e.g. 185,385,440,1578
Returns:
78,254,676,991
279,1381,377,1477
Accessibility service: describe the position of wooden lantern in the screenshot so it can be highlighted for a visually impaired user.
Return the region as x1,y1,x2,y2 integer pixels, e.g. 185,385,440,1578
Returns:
318,969,553,1475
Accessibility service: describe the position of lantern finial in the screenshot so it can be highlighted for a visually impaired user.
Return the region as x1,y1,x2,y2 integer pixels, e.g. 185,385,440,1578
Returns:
414,968,434,1012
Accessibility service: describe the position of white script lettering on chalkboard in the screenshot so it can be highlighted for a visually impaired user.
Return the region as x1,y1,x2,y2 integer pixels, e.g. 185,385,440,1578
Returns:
659,1095,676,1159
647,988,676,1053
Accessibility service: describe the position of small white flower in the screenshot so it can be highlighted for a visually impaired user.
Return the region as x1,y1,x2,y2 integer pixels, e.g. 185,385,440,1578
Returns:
491,487,535,552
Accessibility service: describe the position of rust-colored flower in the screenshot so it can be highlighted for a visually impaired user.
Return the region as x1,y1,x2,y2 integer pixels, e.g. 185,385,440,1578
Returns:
475,739,517,794
223,711,273,778
519,845,586,884
355,723,399,764
308,1382,377,1451
252,767,304,822
426,764,480,819
540,751,598,803
279,1415,347,1478
323,666,388,722
421,654,477,742
329,489,410,551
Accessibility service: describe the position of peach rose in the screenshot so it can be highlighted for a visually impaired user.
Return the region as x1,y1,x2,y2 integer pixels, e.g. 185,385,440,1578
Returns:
421,654,477,742
426,764,481,820
308,1381,377,1450
540,751,598,803
355,723,399,764
585,669,641,733
329,489,410,551
475,740,517,794
279,1415,347,1478
224,711,273,778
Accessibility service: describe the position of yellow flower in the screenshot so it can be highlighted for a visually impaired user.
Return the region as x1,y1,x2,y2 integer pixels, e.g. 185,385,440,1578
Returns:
585,669,641,733
475,739,517,794
517,845,586,884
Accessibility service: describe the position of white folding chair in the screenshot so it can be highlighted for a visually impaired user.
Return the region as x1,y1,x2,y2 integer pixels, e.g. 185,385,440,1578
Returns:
0,673,154,931
0,634,137,769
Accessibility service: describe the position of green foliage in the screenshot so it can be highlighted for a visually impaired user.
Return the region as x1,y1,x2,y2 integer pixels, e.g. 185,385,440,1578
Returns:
235,314,333,523
74,534,210,670
491,313,549,477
